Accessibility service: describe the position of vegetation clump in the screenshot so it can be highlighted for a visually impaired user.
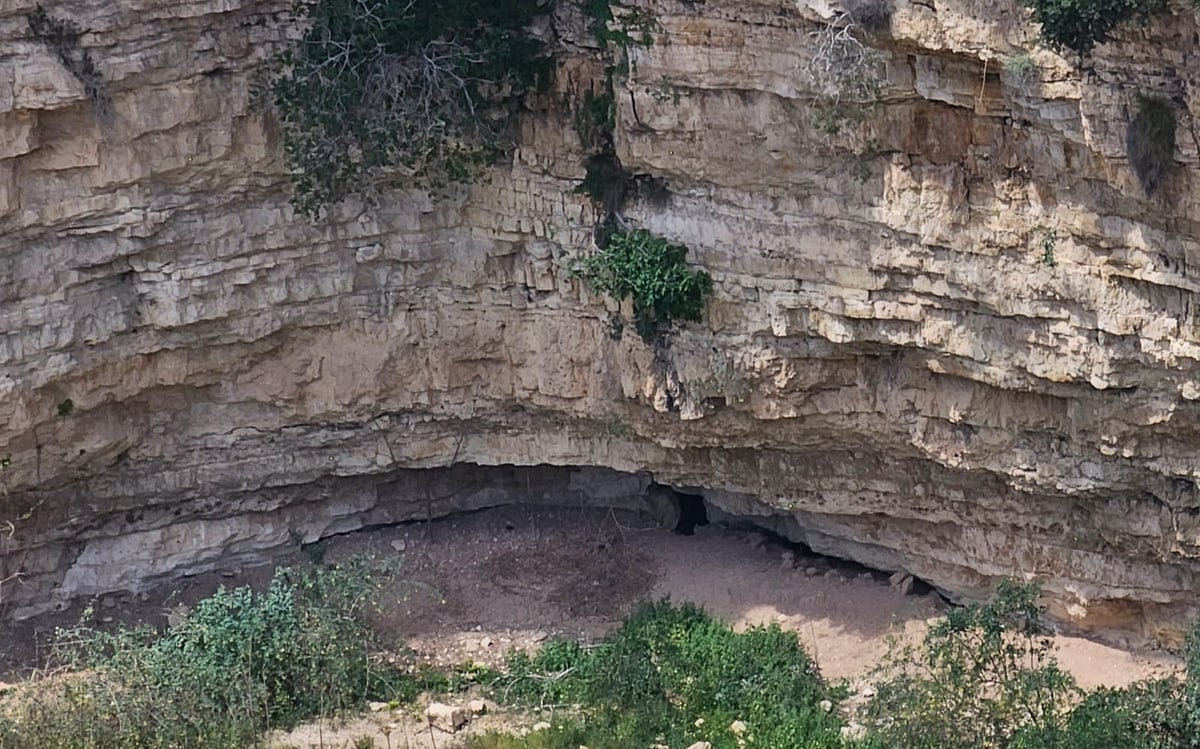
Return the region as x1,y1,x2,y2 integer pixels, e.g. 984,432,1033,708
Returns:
805,7,886,137
266,0,553,217
575,228,713,341
1021,0,1167,55
11,573,1200,749
0,558,404,748
863,580,1076,748
1127,95,1176,196
488,600,845,749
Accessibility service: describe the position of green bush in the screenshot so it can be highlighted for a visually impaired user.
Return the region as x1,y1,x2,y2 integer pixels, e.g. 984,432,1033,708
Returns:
495,600,844,749
1127,96,1176,195
862,580,1077,749
575,228,713,340
266,0,553,217
1014,625,1200,749
0,558,404,749
1021,0,1166,54
1013,679,1192,749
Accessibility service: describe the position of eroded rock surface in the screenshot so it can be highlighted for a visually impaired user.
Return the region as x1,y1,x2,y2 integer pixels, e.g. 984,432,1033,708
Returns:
4,0,1200,646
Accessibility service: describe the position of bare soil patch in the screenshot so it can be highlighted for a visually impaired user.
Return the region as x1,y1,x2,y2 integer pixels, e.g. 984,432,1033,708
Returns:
317,504,1176,690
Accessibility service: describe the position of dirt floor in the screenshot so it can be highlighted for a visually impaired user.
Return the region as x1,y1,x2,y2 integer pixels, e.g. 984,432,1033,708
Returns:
0,504,1184,747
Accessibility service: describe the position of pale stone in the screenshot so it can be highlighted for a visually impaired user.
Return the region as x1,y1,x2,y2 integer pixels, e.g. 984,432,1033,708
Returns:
425,703,468,733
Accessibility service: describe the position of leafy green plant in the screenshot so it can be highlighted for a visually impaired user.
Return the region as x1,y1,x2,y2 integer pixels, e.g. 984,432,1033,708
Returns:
575,229,713,341
862,580,1077,749
1021,0,1167,55
0,557,405,748
55,399,74,417
494,600,844,749
1128,96,1176,196
266,0,553,217
583,0,659,50
1015,622,1200,748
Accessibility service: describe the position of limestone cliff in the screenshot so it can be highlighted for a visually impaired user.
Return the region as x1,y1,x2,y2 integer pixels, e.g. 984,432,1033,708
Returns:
3,0,1200,647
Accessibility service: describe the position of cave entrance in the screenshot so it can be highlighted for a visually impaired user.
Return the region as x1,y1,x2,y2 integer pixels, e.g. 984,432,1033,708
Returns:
674,492,709,536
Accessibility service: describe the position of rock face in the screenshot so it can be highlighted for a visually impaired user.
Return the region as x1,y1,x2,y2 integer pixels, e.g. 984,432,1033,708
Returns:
3,0,1200,646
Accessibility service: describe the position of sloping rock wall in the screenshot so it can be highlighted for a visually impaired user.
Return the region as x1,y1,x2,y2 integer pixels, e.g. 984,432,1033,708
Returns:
3,0,1200,646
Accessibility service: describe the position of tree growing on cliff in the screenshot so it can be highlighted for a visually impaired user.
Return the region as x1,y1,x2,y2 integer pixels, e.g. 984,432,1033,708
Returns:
1022,0,1168,55
265,0,553,218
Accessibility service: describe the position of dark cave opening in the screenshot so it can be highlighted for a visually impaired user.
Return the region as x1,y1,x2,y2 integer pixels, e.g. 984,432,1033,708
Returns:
674,492,709,536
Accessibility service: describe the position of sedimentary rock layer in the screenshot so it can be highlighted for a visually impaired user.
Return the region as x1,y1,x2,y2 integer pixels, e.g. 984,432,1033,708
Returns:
3,0,1200,646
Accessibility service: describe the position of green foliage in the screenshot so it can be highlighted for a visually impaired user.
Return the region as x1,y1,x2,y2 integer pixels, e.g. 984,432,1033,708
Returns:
1013,679,1192,749
0,558,404,748
575,229,713,341
267,0,553,217
583,0,659,49
494,600,844,749
1016,626,1200,748
1128,96,1176,196
863,580,1077,749
55,399,74,417
1021,0,1167,55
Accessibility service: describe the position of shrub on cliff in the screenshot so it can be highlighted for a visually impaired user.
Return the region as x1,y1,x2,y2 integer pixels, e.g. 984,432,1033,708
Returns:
0,557,404,748
1022,0,1167,55
265,0,553,218
575,228,713,341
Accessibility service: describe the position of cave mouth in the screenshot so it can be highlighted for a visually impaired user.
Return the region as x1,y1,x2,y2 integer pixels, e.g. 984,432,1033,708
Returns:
674,492,709,536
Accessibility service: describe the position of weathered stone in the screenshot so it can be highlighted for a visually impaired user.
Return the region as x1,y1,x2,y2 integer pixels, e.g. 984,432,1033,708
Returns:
425,702,468,733
468,698,494,715
2,0,1200,650
889,571,915,596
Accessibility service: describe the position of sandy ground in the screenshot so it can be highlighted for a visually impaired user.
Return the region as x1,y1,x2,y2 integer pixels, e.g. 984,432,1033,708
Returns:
1,504,1183,747
320,505,1178,690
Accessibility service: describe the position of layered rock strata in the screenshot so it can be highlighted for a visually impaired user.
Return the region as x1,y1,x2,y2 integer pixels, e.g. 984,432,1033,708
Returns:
3,0,1200,646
